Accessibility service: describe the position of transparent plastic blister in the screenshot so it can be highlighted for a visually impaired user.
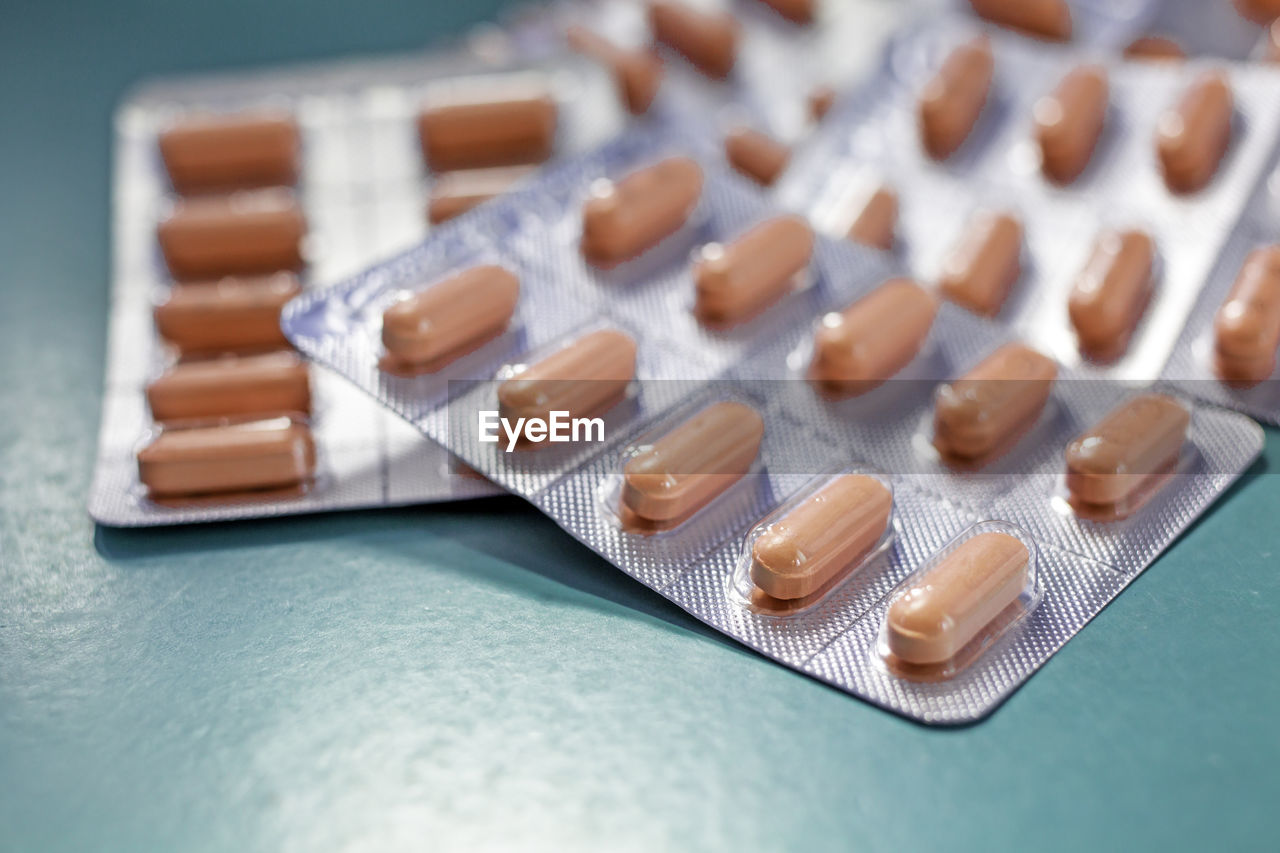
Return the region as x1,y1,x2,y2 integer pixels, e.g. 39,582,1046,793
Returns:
90,46,631,525
778,15,1280,381
285,122,1263,722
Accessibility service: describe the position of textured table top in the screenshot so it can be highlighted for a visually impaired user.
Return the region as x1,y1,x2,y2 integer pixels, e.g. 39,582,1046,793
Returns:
2,1,1278,850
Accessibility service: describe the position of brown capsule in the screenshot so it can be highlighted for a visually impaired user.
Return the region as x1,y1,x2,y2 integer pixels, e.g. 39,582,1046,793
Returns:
566,25,664,115
933,343,1057,462
157,191,306,281
1155,71,1233,195
382,265,520,369
1068,230,1155,362
153,273,300,355
621,401,764,524
753,0,814,25
427,166,534,225
1123,35,1186,62
1065,394,1189,509
146,351,311,424
808,278,938,397
1233,0,1280,25
846,184,898,251
723,127,790,187
1034,65,1108,185
159,113,299,196
1213,246,1280,387
647,0,740,80
694,216,814,326
137,416,316,499
751,474,892,601
967,0,1071,41
498,329,637,424
886,532,1030,666
807,84,837,123
418,89,557,172
918,36,994,161
581,156,704,269
938,211,1022,317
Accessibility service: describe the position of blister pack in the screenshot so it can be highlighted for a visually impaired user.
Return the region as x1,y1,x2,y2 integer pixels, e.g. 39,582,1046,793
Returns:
776,14,1280,386
282,120,1262,723
89,45,629,526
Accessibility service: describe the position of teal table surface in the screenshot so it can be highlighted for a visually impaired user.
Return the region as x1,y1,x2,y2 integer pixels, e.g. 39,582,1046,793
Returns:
3,2,1278,850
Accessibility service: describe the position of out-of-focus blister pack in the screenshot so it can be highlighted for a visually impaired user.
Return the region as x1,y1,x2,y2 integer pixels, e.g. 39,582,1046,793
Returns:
283,123,1262,723
90,46,630,526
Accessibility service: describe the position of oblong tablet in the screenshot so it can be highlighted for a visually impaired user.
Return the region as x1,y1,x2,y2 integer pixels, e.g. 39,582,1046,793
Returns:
846,184,897,250
939,211,1022,317
1155,71,1233,194
137,416,316,499
1213,246,1280,387
808,278,938,397
723,127,789,187
933,343,1057,462
753,0,814,25
750,475,892,601
498,329,637,423
886,532,1030,666
382,265,520,368
157,191,306,281
567,25,663,115
418,89,557,171
427,166,533,224
1069,230,1155,362
647,0,740,80
159,113,299,195
1124,35,1185,62
153,273,300,354
1034,65,1108,185
918,36,994,161
146,351,311,423
1065,394,1189,509
620,401,764,524
694,216,813,326
808,85,837,123
581,156,704,269
967,0,1071,40
1233,0,1280,25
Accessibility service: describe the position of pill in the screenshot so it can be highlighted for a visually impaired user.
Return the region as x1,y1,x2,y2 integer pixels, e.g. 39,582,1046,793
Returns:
620,401,764,524
807,84,837,122
427,166,533,225
1233,0,1280,25
1269,20,1280,63
886,532,1030,666
1213,246,1280,386
157,191,306,281
153,273,300,354
647,0,740,80
694,216,814,326
723,127,789,187
498,329,637,424
418,88,557,171
382,265,520,369
967,0,1071,41
566,25,663,115
581,156,704,269
918,36,994,161
846,184,897,251
1123,35,1185,62
933,343,1057,462
808,278,938,397
1064,393,1189,509
1068,230,1155,362
750,474,892,601
146,351,311,424
1155,71,1233,195
938,211,1022,317
137,416,316,499
159,113,299,195
753,0,814,25
1034,65,1108,185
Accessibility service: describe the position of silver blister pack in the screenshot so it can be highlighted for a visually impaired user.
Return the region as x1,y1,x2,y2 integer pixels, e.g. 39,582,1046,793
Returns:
283,122,1262,723
777,16,1280,382
90,47,630,526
